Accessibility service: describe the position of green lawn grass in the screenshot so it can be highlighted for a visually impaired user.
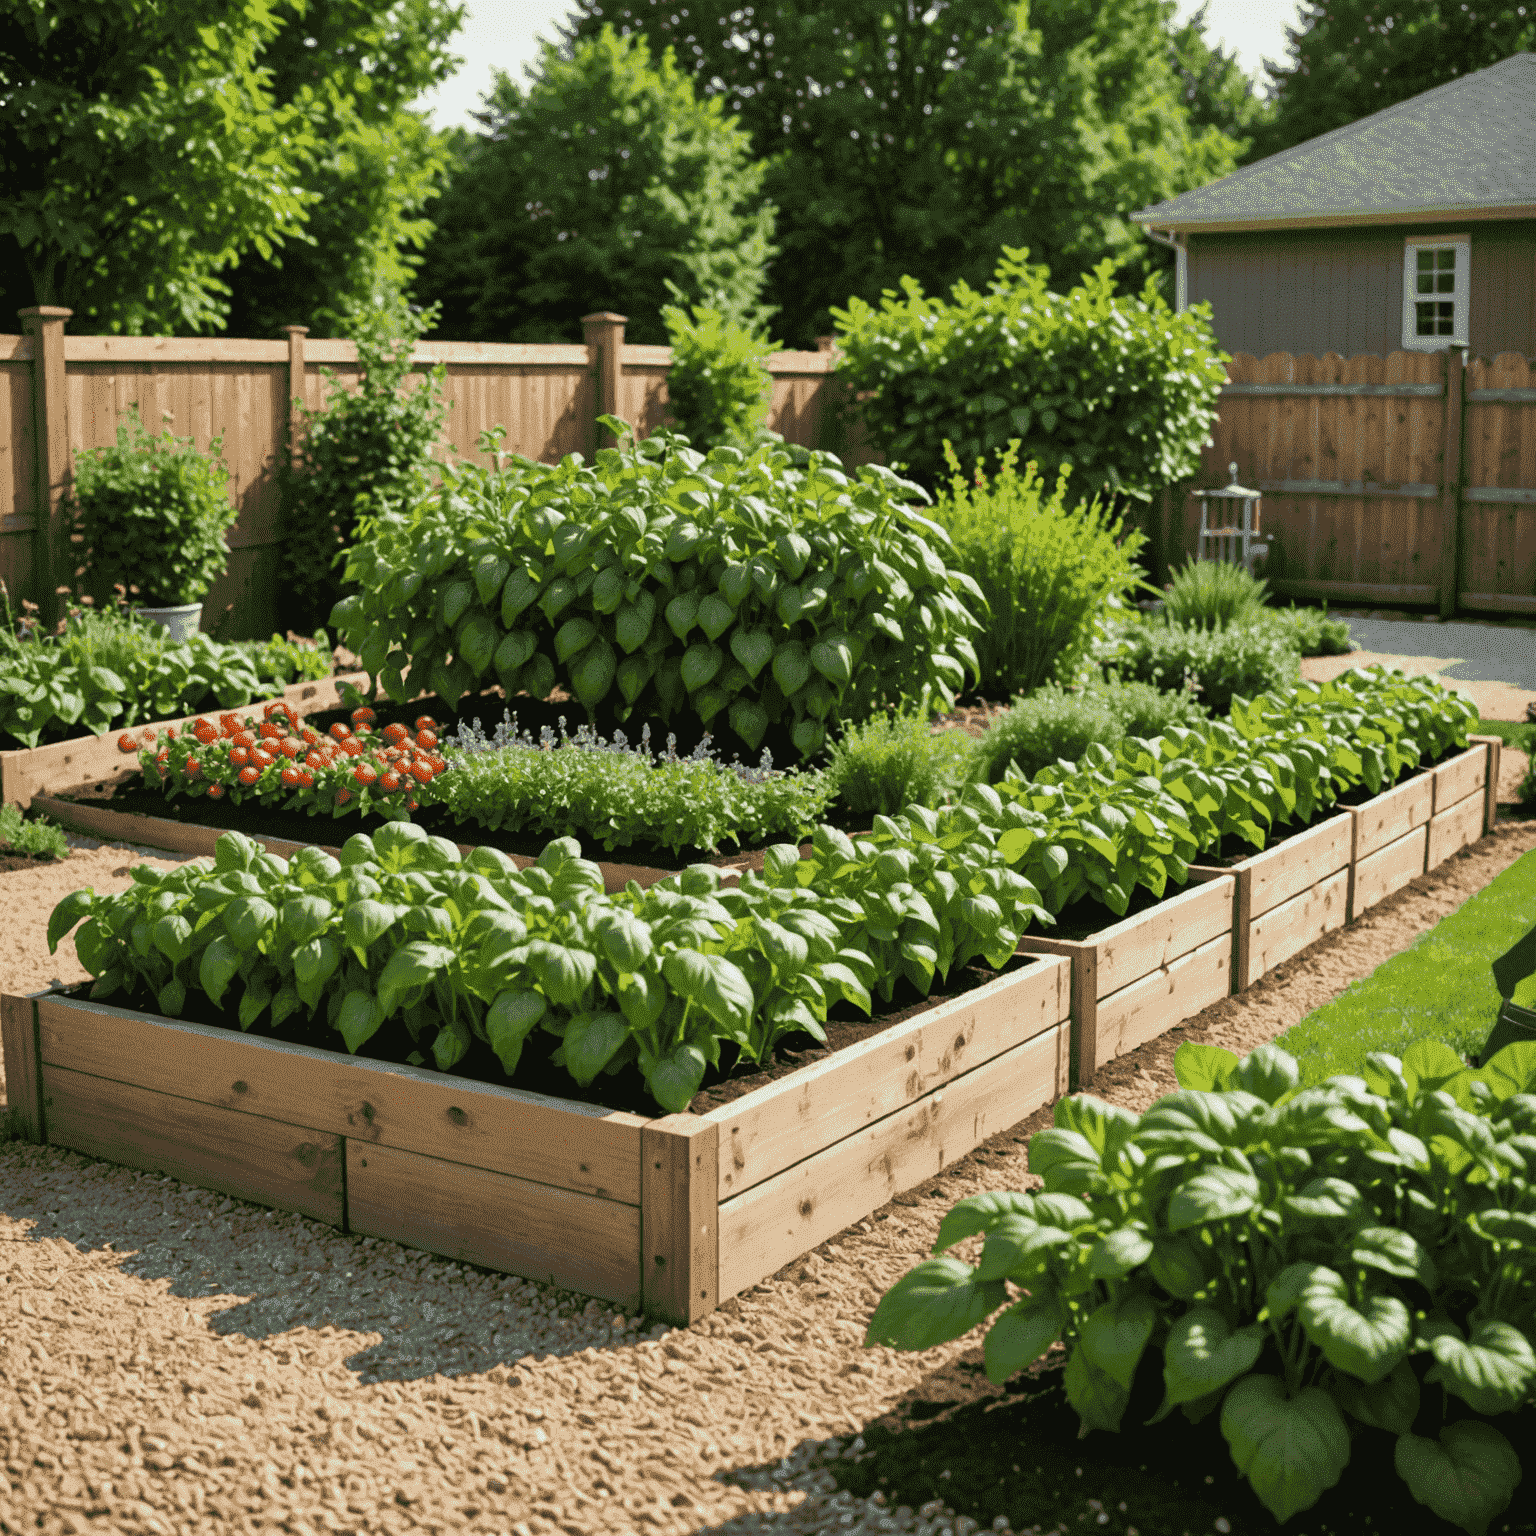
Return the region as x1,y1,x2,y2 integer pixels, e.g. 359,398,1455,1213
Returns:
1277,845,1536,1082
1476,718,1536,754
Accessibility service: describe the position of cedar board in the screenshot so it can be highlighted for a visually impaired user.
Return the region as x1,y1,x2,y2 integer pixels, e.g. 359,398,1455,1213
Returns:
1349,772,1432,863
1468,735,1502,834
1350,825,1429,919
1243,866,1350,987
1427,793,1486,871
1431,744,1488,816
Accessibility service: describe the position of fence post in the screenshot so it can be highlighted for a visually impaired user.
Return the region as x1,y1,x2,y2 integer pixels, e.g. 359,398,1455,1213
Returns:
581,311,628,453
282,325,308,463
18,306,73,626
1439,344,1468,619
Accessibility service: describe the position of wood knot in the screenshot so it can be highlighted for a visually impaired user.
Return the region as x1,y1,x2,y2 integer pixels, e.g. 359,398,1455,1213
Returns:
798,1198,814,1219
231,1080,248,1095
447,1106,468,1126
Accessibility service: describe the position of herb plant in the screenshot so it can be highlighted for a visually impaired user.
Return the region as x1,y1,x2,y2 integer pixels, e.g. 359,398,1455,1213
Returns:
330,425,983,758
48,812,1049,1112
662,294,780,451
433,711,835,854
824,707,976,817
0,802,69,861
69,405,240,607
868,1037,1536,1534
1161,558,1270,630
1099,619,1301,715
238,630,334,688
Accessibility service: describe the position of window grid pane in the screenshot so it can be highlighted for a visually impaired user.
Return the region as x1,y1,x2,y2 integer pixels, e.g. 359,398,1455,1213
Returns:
1407,243,1465,344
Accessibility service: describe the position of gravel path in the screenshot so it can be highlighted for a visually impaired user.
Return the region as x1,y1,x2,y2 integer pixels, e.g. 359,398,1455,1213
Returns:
2,822,1534,1536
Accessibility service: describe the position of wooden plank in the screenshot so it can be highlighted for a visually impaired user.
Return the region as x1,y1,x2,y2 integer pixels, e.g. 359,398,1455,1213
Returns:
1269,580,1438,603
65,338,289,364
1244,813,1354,920
1464,487,1536,503
0,335,34,363
1221,383,1443,398
1441,348,1466,618
1459,591,1536,614
1256,479,1438,498
1427,793,1486,870
1432,744,1488,814
347,1142,641,1310
1,672,369,808
1350,825,1428,919
36,995,647,1202
1469,735,1502,833
641,1115,719,1325
1094,931,1233,1065
1091,879,1233,998
1349,771,1433,862
1,993,42,1142
1244,867,1350,988
716,1026,1066,1301
42,1065,344,1225
1467,389,1536,403
704,955,1067,1201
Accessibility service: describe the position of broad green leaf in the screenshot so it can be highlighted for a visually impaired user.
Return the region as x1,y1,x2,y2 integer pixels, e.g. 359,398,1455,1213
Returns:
377,942,457,1016
198,934,241,1006
157,976,186,1018
1296,1266,1411,1384
432,1014,473,1073
47,889,94,953
614,590,656,653
1173,1041,1238,1092
1232,1043,1301,1104
1402,1039,1469,1095
1350,1227,1437,1289
1088,1227,1153,1279
660,949,753,1039
338,989,382,1053
1157,1306,1264,1418
680,642,723,693
983,1294,1063,1385
1077,1293,1156,1394
1148,1233,1209,1300
1423,1318,1536,1415
665,590,700,640
772,641,811,697
1167,1166,1262,1230
972,1217,1069,1284
281,894,333,946
562,1011,630,1085
595,911,652,973
486,989,546,1076
1220,1375,1349,1524
555,615,598,663
932,1191,1036,1254
1026,1128,1103,1196
697,593,734,642
866,1256,1005,1351
223,896,278,952
1283,1176,1366,1224
1395,1421,1522,1536
1332,1358,1419,1434
642,1039,707,1112
151,914,193,964
527,941,598,1007
1480,1039,1536,1101
343,898,401,960
1477,1208,1536,1248
729,628,774,680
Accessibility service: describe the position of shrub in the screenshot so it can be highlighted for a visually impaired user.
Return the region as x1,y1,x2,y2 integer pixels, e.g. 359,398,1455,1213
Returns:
869,1037,1536,1533
970,686,1125,786
1261,602,1353,657
238,631,334,689
282,299,449,632
1094,676,1209,739
435,712,835,854
1160,557,1268,630
831,247,1229,500
824,707,976,816
332,428,983,759
930,444,1148,699
69,405,238,607
1106,620,1299,715
662,293,779,450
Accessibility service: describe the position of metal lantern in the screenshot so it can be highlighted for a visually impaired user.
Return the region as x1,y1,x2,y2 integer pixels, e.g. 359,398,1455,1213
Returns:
1197,462,1270,576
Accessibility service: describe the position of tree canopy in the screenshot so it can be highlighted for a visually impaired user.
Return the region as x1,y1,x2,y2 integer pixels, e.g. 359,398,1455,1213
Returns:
559,0,1243,345
417,25,775,346
1253,0,1536,162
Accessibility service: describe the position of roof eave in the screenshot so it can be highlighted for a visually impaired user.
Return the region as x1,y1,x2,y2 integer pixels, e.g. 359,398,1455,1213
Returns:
1131,202,1536,234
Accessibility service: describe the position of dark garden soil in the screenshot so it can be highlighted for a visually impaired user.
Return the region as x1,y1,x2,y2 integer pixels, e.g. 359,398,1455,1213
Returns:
832,1348,1536,1536
61,953,1042,1119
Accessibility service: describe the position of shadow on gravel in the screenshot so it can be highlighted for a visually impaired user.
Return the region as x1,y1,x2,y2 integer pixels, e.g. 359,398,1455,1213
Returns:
1,1142,653,1384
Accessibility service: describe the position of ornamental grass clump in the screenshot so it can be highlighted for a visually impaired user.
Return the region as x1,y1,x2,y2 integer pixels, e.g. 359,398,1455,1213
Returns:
330,424,983,760
869,1036,1536,1535
434,710,835,854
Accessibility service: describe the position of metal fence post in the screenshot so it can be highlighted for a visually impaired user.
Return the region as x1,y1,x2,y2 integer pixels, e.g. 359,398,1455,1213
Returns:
18,306,73,627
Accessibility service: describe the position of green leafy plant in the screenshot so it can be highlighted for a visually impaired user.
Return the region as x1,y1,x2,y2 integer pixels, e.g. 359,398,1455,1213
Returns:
238,630,333,688
662,292,780,451
433,711,835,854
331,426,983,759
1161,558,1270,630
1094,676,1210,739
48,810,1048,1112
929,444,1149,699
281,299,449,631
69,405,239,607
1260,603,1353,658
0,588,267,749
823,707,976,817
970,686,1126,786
0,802,69,861
1100,619,1301,716
868,1036,1536,1534
831,248,1229,499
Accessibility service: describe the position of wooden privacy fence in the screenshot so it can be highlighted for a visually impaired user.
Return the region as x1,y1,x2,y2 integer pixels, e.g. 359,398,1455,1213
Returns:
1,308,846,639
1163,348,1536,616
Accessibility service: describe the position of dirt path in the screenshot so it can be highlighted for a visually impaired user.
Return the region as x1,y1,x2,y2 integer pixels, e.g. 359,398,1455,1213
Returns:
3,821,1535,1536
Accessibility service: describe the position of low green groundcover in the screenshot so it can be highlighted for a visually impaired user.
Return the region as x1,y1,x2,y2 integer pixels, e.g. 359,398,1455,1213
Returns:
1278,847,1536,1083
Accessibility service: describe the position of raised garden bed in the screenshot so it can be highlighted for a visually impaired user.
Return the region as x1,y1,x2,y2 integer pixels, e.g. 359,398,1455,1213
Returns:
1013,875,1234,1086
1347,768,1433,919
1428,739,1494,869
0,672,370,810
0,953,1069,1323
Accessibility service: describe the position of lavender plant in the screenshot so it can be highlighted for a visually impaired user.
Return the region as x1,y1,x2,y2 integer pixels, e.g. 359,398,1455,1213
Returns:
422,710,836,855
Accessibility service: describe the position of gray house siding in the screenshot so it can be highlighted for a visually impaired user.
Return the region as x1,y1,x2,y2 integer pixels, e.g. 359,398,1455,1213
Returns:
1187,221,1536,359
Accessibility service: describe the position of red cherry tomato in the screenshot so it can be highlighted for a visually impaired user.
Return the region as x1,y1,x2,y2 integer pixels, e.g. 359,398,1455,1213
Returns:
250,748,274,770
415,729,439,750
165,726,178,740
184,755,201,777
329,723,352,742
280,764,302,787
257,721,283,741
238,766,260,786
219,713,243,735
353,763,378,786
296,768,314,788
264,702,292,723
414,716,436,732
383,722,410,745
279,737,302,759
351,706,376,725
206,782,225,799
380,770,402,792
231,729,255,750
340,737,366,758
336,788,352,805
117,733,137,753
300,726,320,745
409,760,434,785
229,746,250,767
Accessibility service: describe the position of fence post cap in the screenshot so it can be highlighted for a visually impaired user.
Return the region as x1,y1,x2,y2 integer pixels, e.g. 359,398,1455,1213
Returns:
580,311,629,324
18,306,72,324
281,324,310,336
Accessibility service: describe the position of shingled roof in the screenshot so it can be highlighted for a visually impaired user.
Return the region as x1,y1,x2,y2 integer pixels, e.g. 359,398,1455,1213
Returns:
1134,52,1536,231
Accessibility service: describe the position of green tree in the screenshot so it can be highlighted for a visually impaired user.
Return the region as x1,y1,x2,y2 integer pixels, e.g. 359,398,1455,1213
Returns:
223,0,464,338
1170,3,1273,153
561,0,1241,346
417,26,774,347
0,0,315,331
1253,1,1536,161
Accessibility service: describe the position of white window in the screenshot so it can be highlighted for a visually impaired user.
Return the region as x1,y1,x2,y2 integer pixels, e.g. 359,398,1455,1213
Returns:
1402,235,1469,350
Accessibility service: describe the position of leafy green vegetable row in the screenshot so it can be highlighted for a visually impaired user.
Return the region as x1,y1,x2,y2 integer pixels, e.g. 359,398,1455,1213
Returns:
869,1036,1536,1535
330,427,983,757
48,807,1047,1113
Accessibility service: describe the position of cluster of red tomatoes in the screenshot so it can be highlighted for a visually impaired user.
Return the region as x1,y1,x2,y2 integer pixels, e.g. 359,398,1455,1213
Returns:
122,701,451,816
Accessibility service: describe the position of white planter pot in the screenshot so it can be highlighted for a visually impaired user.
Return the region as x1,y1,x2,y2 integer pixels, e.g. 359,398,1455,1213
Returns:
135,602,203,642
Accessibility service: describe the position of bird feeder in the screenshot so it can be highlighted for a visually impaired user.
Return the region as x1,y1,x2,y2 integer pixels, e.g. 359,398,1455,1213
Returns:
1197,462,1270,576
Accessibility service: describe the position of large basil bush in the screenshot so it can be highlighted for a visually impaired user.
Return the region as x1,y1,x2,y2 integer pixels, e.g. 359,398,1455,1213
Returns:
869,1038,1536,1534
329,425,983,758
48,808,1046,1114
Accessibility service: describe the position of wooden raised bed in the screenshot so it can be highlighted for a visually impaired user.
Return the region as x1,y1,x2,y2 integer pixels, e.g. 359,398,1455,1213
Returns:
1,671,370,809
1188,812,1353,994
1347,771,1433,921
0,954,1068,1322
1427,742,1493,871
1014,875,1235,1086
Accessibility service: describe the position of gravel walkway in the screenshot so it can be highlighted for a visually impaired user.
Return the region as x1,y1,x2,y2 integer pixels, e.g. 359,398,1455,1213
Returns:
2,822,1534,1536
